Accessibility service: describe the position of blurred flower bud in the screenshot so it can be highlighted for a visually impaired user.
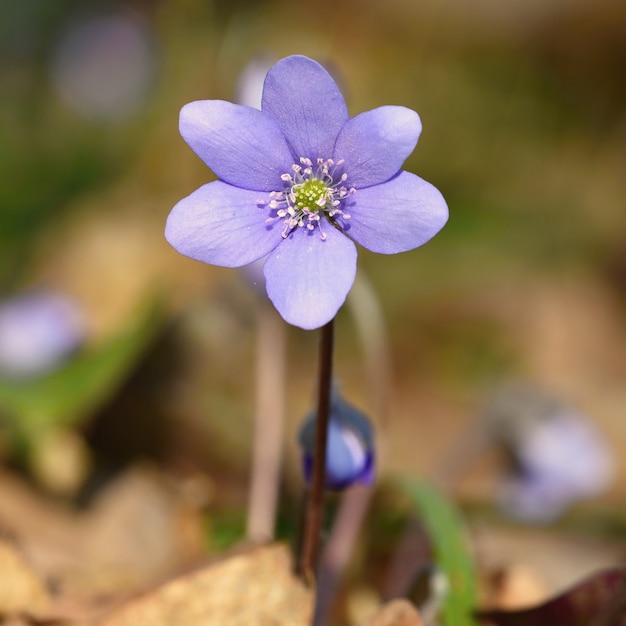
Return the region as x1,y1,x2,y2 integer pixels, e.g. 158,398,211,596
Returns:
49,10,158,121
487,385,615,522
0,290,86,379
298,392,375,491
233,56,274,296
235,54,274,110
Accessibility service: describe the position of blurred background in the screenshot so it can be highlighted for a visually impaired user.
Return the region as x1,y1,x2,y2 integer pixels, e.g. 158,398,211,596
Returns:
1,0,625,616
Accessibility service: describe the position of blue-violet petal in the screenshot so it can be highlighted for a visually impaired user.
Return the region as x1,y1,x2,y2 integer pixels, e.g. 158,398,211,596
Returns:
179,100,294,191
262,55,349,161
165,181,282,267
334,106,422,189
341,171,448,254
264,225,357,330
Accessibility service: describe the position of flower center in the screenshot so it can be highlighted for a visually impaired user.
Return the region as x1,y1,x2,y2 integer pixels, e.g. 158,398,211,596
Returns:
260,157,355,240
292,179,328,213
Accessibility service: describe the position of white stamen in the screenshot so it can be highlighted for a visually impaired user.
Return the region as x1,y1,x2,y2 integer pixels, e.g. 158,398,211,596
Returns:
263,156,355,240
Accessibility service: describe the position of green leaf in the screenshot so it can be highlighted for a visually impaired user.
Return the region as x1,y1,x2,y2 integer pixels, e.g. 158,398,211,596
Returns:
0,296,163,449
394,477,477,626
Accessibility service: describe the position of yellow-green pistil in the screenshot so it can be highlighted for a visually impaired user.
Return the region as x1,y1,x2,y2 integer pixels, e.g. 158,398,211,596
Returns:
263,157,355,240
293,179,328,213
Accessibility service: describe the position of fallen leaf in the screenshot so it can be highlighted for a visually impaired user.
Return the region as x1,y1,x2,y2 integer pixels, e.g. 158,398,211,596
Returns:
100,543,313,626
475,568,626,626
0,465,205,595
486,564,548,610
0,540,50,615
363,599,424,626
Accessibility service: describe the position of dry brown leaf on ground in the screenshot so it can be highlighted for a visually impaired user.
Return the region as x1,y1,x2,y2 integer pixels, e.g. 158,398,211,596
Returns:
99,543,313,626
0,540,50,616
485,564,548,610
0,465,205,596
0,537,152,626
362,599,424,626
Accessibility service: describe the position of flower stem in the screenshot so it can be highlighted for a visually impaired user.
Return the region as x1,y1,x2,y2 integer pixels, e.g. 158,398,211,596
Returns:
314,273,390,623
246,301,286,543
314,486,372,625
297,318,334,582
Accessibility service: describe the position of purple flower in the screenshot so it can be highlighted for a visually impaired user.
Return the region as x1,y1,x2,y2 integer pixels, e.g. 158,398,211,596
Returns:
0,290,86,379
165,55,448,329
50,11,157,121
496,409,615,523
299,394,374,491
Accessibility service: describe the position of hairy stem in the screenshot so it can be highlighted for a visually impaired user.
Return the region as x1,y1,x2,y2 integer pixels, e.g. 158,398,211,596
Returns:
297,318,335,582
314,273,391,623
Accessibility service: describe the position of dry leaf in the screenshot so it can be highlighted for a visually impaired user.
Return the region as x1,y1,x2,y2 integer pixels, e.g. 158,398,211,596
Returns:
363,599,424,626
100,543,313,626
0,540,50,615
475,568,626,626
0,465,205,595
486,565,548,610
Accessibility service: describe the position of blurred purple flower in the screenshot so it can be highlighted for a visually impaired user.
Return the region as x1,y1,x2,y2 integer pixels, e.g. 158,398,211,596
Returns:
299,393,374,491
497,409,615,523
233,56,275,298
0,290,86,379
165,55,448,329
235,55,274,110
50,11,158,121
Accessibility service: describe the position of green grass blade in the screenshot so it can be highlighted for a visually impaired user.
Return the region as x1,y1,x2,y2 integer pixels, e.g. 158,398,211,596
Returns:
394,477,477,626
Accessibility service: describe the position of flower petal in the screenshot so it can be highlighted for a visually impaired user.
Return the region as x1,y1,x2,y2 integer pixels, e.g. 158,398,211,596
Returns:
264,224,357,329
179,101,294,191
165,181,282,267
334,106,422,188
341,171,448,254
261,56,349,160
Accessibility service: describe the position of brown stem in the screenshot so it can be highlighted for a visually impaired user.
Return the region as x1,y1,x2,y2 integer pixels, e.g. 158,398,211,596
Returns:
296,318,335,583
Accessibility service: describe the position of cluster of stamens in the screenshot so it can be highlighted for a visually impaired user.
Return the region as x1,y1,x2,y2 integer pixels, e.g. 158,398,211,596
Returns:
259,157,355,240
